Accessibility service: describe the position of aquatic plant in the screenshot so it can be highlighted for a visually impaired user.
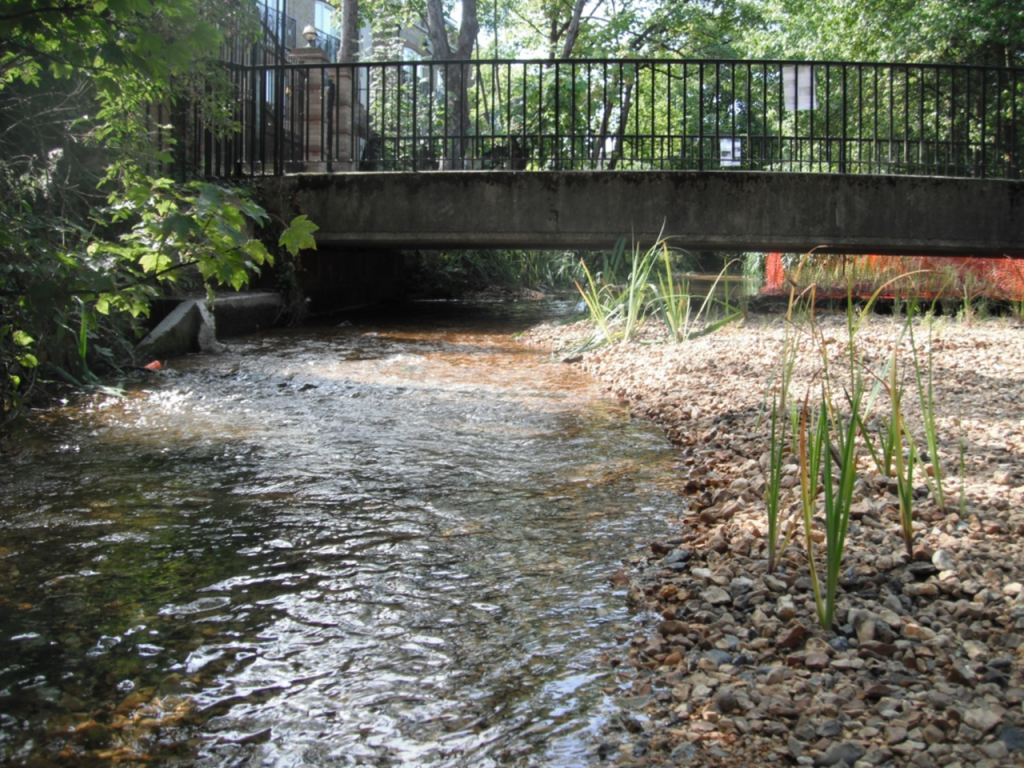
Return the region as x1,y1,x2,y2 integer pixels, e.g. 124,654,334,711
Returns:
761,278,808,574
575,237,744,348
906,306,945,509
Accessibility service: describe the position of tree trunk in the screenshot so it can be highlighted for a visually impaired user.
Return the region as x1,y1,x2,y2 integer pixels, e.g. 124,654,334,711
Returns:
559,0,588,59
425,0,478,165
340,0,359,62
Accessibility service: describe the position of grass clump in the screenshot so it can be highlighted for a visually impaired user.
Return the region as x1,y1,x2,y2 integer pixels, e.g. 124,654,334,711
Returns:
574,237,746,349
761,263,950,629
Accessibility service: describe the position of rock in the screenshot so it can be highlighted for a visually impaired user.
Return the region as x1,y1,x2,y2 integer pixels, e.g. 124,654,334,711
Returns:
963,708,1001,734
993,469,1014,485
670,742,698,762
703,586,732,606
817,719,843,738
884,725,908,744
814,742,866,767
658,620,689,637
902,623,937,642
776,623,807,650
979,741,1010,760
777,595,797,620
904,582,939,598
906,562,939,580
1000,726,1024,751
663,548,692,567
713,687,740,713
849,609,878,643
805,652,830,670
932,549,956,572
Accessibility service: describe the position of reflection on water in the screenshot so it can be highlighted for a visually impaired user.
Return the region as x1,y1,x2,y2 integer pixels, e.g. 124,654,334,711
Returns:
0,301,684,766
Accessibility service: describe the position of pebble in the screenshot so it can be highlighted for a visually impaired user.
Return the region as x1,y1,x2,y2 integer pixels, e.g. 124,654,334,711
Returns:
523,315,1024,768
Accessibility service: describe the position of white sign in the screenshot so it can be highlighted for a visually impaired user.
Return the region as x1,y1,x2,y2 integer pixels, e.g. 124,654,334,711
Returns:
783,65,817,111
720,138,742,167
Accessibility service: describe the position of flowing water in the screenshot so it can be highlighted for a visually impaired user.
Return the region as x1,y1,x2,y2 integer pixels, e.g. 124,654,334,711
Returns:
0,301,685,767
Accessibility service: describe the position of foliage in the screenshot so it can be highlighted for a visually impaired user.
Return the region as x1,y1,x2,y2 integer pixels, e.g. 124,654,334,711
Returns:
737,0,1024,65
573,238,745,348
0,1,317,429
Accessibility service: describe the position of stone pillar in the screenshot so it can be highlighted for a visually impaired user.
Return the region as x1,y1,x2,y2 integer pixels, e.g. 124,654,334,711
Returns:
328,68,355,171
289,46,355,172
289,46,330,172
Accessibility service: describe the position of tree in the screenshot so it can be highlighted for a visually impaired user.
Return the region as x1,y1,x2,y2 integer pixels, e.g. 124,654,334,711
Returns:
736,0,1024,65
340,0,361,61
0,0,317,428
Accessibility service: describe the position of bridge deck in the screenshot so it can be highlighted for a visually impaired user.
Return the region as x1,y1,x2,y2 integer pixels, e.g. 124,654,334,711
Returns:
257,171,1024,255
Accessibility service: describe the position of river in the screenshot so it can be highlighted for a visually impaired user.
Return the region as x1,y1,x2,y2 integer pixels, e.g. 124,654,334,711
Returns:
0,300,685,766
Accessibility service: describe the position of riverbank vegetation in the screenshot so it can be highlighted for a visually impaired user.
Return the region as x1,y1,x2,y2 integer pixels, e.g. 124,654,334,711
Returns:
522,279,1024,765
0,1,316,430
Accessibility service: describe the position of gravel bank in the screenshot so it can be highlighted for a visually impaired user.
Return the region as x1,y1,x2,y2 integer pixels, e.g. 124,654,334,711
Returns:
522,312,1024,768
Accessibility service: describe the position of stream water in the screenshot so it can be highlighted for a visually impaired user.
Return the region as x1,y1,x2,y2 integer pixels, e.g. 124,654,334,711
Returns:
0,301,686,766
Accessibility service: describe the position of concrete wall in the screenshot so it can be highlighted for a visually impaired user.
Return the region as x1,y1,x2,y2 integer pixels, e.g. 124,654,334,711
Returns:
256,171,1024,256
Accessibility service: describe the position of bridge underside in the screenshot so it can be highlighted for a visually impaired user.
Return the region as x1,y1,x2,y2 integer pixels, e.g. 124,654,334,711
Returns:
257,172,1024,256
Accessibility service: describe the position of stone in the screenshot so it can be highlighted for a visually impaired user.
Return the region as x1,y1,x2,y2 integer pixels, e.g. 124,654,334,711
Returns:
884,725,908,744
703,586,732,606
713,687,740,713
978,741,1009,760
1000,726,1024,751
806,652,830,671
814,742,866,767
658,620,689,637
776,623,807,650
903,623,937,642
849,609,878,643
817,719,843,738
963,708,1001,734
777,595,797,621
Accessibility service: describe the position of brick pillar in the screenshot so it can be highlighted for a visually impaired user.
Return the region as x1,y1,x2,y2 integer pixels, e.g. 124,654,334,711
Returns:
327,67,354,171
289,46,330,172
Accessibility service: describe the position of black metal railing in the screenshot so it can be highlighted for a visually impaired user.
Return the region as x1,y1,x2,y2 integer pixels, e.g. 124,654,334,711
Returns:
184,58,1024,180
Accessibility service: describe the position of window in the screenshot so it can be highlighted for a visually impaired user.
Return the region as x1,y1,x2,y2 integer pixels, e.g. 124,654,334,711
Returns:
315,1,340,37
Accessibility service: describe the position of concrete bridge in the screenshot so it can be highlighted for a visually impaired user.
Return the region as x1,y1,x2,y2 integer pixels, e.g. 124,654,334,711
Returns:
185,56,1024,300
255,170,1024,256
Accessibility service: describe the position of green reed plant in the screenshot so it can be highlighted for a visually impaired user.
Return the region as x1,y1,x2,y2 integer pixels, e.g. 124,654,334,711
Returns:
654,242,692,340
760,277,812,574
763,360,796,575
652,254,745,342
906,306,945,509
575,257,619,346
795,274,891,629
883,344,918,557
957,415,968,517
574,236,658,346
798,382,863,630
623,239,660,340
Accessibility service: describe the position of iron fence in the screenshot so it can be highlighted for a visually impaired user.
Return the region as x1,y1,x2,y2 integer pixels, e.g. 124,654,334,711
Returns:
185,58,1024,179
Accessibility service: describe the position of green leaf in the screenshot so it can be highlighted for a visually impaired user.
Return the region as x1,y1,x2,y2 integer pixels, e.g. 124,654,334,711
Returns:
139,251,173,274
279,215,320,257
12,330,34,347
